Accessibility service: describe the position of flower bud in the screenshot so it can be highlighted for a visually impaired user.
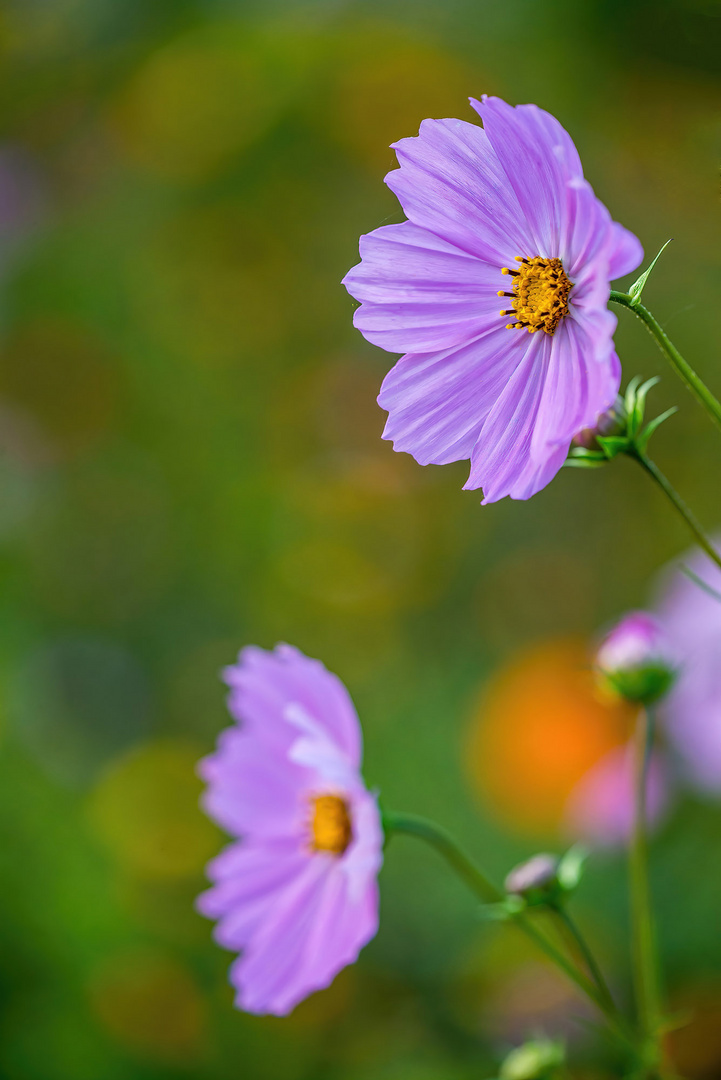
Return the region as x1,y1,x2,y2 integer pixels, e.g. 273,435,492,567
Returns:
595,612,676,706
504,853,559,905
499,1038,565,1080
572,395,627,450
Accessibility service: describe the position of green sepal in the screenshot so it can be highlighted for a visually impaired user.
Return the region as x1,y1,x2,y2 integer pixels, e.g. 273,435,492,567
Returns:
603,663,677,705
627,238,673,307
566,372,677,469
636,406,678,452
595,434,630,459
498,1038,566,1080
478,895,526,921
556,844,588,893
564,447,608,468
626,375,660,438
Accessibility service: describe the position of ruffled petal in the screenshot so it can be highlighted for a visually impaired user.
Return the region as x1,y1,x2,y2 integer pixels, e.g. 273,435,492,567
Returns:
471,96,582,258
270,868,379,1016
343,221,506,354
385,117,533,264
530,317,620,463
231,857,331,1015
608,221,644,281
197,838,309,948
465,333,552,502
378,327,525,466
224,644,362,768
199,727,309,839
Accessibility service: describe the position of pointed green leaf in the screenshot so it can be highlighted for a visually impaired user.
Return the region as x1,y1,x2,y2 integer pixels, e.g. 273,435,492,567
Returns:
628,238,673,306
627,376,660,437
637,406,678,452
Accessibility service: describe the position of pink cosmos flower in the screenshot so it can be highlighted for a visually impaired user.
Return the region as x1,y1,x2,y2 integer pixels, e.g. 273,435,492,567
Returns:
197,644,383,1016
655,547,721,794
343,95,643,503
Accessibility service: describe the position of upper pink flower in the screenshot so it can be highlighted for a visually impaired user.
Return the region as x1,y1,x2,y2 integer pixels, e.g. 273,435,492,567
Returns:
197,644,383,1016
343,95,643,503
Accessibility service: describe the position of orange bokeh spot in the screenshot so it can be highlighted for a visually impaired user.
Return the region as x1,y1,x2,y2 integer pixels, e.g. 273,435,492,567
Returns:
466,638,635,834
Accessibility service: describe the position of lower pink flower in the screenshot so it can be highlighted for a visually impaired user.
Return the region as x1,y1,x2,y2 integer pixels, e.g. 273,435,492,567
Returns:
197,644,383,1016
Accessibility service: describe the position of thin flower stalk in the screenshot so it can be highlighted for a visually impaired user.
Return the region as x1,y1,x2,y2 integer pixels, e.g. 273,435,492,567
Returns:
628,448,721,576
383,811,633,1046
610,290,721,433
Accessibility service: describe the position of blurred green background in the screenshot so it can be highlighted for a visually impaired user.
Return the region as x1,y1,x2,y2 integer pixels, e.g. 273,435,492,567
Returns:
0,0,720,1077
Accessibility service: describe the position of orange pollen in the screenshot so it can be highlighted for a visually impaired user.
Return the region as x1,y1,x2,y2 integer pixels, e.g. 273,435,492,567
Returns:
310,794,352,856
498,256,573,335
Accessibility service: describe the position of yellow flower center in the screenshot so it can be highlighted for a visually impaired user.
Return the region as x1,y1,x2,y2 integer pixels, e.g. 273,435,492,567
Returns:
310,794,352,855
498,256,573,335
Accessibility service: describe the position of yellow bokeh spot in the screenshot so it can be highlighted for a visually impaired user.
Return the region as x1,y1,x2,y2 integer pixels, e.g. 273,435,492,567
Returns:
89,948,206,1063
109,26,310,182
88,739,219,879
324,26,476,171
465,639,635,834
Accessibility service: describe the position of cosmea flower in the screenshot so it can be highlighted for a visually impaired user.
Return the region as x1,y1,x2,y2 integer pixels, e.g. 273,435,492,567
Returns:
655,547,721,794
197,644,383,1016
343,96,643,503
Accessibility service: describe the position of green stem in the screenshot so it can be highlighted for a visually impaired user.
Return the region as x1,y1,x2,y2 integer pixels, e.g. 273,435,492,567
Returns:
382,811,632,1043
629,708,664,1078
610,291,721,433
550,904,618,1018
629,449,721,575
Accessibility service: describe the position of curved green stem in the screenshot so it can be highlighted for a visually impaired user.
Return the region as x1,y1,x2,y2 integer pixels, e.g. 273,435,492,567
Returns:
610,291,721,433
382,811,632,1044
550,904,618,1018
629,449,721,574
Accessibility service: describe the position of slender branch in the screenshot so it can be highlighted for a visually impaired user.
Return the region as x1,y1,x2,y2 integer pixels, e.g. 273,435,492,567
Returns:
382,811,499,902
382,811,632,1044
550,904,618,1018
629,449,721,575
610,290,721,433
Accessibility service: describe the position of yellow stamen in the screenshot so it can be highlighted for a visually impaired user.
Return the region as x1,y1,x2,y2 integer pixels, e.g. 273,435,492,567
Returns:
310,794,352,855
499,256,573,335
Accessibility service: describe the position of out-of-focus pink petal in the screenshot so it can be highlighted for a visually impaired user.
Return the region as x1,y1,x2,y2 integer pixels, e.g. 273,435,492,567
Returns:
198,644,383,1017
654,545,721,794
224,643,362,768
564,744,670,848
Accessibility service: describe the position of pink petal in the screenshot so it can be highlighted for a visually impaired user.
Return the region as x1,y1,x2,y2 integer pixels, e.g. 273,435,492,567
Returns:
378,327,525,466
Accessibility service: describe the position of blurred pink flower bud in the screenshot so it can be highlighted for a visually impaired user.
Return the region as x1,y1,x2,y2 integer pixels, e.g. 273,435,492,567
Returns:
595,611,676,705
